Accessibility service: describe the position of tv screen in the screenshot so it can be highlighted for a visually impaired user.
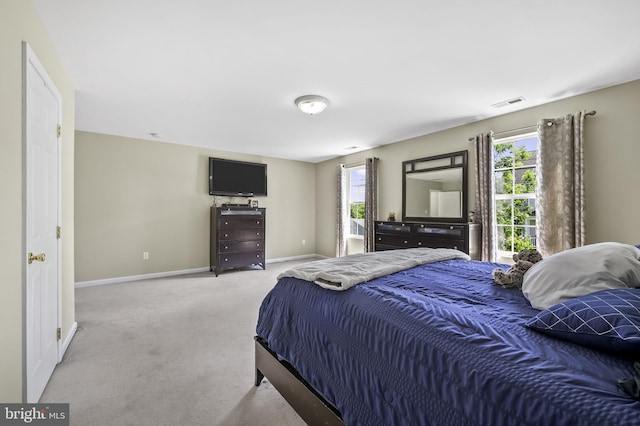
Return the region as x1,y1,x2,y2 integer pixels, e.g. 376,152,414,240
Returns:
209,157,267,197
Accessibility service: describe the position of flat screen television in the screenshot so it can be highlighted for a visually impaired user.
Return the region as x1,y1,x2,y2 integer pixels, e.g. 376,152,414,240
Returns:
209,157,267,197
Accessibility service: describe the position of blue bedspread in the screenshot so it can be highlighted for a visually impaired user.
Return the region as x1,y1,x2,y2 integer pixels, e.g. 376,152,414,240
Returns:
256,259,640,426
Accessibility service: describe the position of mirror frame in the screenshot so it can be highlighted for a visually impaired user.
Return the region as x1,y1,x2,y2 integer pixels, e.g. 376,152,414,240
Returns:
402,150,468,223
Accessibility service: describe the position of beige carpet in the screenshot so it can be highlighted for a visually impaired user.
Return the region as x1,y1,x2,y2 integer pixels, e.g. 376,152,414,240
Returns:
40,259,318,426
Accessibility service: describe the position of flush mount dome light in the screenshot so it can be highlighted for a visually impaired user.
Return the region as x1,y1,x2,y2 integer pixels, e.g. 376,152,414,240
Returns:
295,95,329,115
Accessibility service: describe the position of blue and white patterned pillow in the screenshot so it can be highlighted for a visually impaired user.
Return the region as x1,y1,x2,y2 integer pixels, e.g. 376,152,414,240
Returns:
526,288,640,353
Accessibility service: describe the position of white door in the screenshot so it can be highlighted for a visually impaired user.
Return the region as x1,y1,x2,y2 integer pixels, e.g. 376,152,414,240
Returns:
23,42,61,403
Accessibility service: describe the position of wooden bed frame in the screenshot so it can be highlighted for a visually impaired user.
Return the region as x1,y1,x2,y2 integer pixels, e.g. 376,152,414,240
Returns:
254,336,345,425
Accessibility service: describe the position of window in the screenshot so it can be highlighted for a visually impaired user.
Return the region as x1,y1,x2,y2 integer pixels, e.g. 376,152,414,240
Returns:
493,132,538,256
347,166,365,237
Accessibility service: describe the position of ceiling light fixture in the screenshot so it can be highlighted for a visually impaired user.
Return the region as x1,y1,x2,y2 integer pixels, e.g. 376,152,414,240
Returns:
295,95,329,115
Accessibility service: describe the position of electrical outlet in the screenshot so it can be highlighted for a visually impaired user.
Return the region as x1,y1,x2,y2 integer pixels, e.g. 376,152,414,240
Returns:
143,252,149,260
302,239,306,246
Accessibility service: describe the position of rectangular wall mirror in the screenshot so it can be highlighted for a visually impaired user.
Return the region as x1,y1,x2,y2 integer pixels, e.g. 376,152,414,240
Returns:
402,150,468,223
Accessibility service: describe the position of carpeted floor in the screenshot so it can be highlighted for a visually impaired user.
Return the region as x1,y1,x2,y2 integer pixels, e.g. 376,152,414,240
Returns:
40,259,317,426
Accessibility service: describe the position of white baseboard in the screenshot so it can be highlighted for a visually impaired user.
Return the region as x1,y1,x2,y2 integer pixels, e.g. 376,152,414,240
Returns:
74,255,325,288
75,266,211,288
59,321,77,362
266,253,326,264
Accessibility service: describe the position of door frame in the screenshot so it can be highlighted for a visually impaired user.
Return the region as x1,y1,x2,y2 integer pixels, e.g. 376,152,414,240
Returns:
22,41,63,402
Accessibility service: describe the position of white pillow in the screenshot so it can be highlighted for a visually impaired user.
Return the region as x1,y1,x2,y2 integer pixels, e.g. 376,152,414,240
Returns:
522,242,640,310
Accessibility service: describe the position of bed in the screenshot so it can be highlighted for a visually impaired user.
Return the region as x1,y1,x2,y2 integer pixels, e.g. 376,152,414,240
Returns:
255,245,640,426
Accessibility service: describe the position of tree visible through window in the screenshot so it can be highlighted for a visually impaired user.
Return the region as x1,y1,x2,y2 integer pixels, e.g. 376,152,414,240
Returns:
348,166,365,237
493,133,538,254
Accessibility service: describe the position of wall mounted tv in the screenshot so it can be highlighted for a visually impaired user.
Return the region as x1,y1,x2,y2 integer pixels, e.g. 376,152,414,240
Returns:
208,157,267,197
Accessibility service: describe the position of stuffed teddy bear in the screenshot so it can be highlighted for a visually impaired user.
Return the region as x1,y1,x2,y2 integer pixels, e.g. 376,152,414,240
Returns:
492,249,543,288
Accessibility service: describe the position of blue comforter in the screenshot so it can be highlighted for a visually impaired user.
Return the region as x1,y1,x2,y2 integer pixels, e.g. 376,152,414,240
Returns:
256,259,640,426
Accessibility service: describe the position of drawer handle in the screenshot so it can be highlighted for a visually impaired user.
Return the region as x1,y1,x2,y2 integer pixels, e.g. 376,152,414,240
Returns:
450,226,454,230
256,254,260,258
225,221,229,225
224,246,228,250
453,246,458,249
404,240,408,244
256,243,260,247
418,242,422,246
224,233,229,237
256,232,260,236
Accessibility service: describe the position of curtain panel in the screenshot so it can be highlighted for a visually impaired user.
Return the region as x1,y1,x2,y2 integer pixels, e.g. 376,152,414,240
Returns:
536,111,587,257
364,157,379,252
336,164,347,257
474,132,496,262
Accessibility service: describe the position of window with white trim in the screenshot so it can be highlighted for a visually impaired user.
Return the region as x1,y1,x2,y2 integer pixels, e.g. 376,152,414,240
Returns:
493,132,538,256
347,165,365,237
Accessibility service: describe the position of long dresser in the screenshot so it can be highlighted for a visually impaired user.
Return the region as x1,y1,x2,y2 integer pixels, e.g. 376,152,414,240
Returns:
374,221,480,260
210,206,266,276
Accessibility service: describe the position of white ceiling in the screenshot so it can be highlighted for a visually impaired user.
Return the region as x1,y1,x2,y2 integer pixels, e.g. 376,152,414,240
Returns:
32,0,640,163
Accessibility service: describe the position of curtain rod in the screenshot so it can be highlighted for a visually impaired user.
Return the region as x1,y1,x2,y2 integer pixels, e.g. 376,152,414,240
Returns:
492,125,537,137
344,157,378,169
467,110,596,141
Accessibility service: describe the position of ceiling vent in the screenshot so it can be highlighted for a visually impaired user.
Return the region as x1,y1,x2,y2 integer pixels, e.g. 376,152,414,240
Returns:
491,96,526,108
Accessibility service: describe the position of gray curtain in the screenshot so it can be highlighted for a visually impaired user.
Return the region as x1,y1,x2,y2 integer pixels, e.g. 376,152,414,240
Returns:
364,157,378,252
536,111,586,257
336,164,347,257
474,132,496,262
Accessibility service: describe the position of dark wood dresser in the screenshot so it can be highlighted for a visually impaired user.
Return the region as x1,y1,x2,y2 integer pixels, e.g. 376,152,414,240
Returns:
210,206,266,276
374,221,480,260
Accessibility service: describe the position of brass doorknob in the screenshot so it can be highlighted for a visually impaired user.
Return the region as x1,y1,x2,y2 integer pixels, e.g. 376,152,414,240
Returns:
28,252,46,264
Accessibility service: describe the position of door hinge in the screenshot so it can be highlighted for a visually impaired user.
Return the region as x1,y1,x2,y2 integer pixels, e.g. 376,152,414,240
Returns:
56,226,61,239
56,327,61,341
57,124,61,137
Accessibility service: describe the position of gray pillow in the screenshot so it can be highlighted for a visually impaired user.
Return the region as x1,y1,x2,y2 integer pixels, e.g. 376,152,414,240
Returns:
522,242,640,310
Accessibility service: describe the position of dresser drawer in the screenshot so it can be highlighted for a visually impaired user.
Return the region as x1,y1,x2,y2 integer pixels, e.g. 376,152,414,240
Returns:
218,228,264,241
413,223,465,238
218,217,264,229
218,251,265,268
375,222,412,234
413,237,466,251
376,234,414,248
219,240,264,253
375,244,400,251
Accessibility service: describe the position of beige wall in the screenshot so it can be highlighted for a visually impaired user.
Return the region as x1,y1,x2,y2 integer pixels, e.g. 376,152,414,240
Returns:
316,79,640,257
74,131,316,282
0,0,75,402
